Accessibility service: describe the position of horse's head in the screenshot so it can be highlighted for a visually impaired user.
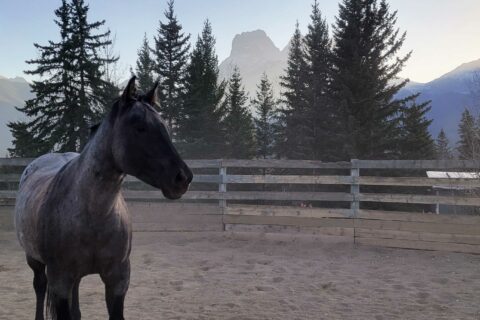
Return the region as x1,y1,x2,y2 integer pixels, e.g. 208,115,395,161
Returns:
110,77,193,200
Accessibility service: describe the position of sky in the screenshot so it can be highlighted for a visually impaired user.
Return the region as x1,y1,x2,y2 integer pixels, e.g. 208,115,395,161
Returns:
0,0,479,83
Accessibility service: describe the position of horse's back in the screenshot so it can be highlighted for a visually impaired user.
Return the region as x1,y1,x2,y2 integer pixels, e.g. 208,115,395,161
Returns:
15,152,79,261
19,152,78,187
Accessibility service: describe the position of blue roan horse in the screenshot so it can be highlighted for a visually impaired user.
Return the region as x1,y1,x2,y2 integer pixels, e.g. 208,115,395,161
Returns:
14,77,193,320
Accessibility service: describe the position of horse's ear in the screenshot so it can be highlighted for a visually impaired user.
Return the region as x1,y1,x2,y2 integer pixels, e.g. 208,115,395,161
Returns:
122,76,137,101
145,81,159,105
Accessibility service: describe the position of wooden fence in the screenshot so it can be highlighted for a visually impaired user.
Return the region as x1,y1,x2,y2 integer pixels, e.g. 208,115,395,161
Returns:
1,158,480,254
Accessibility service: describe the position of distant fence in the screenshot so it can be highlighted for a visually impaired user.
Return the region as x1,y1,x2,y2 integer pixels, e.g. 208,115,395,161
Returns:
1,158,480,254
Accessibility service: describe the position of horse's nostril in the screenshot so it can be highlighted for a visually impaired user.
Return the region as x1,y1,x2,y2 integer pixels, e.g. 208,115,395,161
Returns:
175,170,188,185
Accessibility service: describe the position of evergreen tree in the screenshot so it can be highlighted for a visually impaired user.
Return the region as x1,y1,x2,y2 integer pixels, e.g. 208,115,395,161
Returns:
135,33,155,93
153,0,191,134
457,108,480,159
331,0,416,159
178,20,226,158
7,122,51,157
8,0,118,156
435,129,453,160
276,22,309,159
66,0,119,123
398,98,435,159
253,73,277,159
223,67,256,159
303,1,336,160
96,33,122,114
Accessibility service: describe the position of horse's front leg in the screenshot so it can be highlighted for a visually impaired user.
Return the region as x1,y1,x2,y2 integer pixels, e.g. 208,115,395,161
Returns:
71,279,81,320
46,267,75,320
101,260,130,320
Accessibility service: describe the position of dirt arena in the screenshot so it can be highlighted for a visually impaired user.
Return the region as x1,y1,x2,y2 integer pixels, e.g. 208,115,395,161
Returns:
0,231,479,320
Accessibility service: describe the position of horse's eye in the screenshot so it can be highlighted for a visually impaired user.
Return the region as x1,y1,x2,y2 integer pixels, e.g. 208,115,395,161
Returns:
135,125,146,133
131,121,146,133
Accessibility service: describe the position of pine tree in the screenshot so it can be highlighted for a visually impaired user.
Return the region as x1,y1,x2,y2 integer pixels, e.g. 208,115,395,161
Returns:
135,33,155,93
398,98,435,159
223,67,256,159
457,109,480,159
8,0,118,156
303,1,336,160
178,20,226,158
276,22,309,159
435,129,452,160
253,73,276,159
331,0,416,159
153,0,190,134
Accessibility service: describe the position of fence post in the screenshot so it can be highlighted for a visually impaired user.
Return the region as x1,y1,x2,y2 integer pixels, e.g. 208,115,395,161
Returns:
219,162,227,210
219,161,227,231
350,159,360,218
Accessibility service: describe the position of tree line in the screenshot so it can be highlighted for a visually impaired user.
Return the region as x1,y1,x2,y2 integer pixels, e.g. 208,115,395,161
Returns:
7,0,474,161
437,108,480,161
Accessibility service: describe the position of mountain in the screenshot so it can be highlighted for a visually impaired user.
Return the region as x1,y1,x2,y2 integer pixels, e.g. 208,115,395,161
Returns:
219,30,288,100
1,30,478,156
0,76,32,157
219,30,480,144
398,59,480,143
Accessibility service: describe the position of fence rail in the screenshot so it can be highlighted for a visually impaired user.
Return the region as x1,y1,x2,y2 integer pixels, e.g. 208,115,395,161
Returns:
1,158,480,253
5,158,478,205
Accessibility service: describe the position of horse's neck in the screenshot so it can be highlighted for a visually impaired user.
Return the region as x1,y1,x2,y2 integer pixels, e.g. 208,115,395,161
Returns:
73,122,125,213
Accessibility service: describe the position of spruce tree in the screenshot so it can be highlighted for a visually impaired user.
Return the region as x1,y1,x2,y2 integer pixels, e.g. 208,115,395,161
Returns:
153,0,190,134
276,22,309,159
7,122,51,157
331,0,416,159
135,33,155,93
435,129,453,160
457,109,479,159
179,20,226,158
223,67,256,159
96,33,122,115
253,73,277,159
398,99,435,159
303,1,336,160
67,0,119,123
8,0,118,156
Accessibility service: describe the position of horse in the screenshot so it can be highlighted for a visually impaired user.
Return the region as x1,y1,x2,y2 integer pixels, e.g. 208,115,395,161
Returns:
14,77,193,320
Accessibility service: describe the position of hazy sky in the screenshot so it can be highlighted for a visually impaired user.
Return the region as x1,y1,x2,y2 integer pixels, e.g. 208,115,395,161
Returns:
0,0,479,83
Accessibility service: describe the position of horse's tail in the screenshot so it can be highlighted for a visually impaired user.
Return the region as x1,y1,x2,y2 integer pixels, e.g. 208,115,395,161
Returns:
45,285,57,320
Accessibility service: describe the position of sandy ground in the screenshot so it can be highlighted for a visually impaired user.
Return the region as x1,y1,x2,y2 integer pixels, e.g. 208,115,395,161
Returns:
0,231,479,320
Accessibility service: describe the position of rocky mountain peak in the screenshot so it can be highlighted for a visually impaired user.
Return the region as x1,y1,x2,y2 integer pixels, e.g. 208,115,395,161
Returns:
229,30,281,61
